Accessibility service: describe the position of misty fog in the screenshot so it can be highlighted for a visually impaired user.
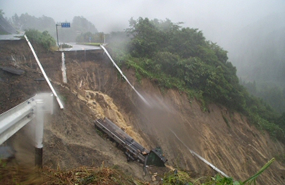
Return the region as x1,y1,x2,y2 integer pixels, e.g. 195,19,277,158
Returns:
2,1,284,39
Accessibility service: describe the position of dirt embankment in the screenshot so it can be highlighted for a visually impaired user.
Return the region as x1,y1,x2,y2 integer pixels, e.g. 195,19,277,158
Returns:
1,39,285,184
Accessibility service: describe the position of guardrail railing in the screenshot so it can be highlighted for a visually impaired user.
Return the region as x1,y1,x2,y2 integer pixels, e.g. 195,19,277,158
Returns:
0,93,54,166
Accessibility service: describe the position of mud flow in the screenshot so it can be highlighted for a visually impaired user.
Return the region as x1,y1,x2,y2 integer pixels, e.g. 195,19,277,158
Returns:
0,40,284,184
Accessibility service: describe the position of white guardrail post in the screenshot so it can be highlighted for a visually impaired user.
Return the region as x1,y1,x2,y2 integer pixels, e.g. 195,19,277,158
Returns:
0,93,53,167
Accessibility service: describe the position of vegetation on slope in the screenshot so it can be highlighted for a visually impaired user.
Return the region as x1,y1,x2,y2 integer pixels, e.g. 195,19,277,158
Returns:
25,29,56,50
242,80,285,114
75,32,106,43
0,9,17,34
108,17,285,144
0,162,147,185
0,158,275,185
229,15,285,114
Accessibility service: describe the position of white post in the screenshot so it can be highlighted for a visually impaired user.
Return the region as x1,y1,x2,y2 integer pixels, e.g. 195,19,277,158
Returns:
34,98,44,167
33,93,53,167
34,98,44,149
61,52,67,83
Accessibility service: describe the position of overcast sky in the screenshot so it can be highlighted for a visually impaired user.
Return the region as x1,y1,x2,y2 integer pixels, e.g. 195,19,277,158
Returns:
1,0,284,45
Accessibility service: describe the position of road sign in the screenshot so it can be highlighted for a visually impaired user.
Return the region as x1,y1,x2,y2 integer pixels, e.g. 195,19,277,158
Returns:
61,22,70,28
56,22,71,47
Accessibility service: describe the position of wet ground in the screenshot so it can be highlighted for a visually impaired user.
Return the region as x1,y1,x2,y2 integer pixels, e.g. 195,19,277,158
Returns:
1,39,285,184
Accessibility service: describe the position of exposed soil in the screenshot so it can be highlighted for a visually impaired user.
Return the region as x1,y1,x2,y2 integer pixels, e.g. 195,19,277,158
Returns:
1,39,285,184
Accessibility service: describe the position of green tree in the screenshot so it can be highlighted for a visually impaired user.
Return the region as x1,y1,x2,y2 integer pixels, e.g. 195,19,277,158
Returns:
127,17,159,57
110,17,285,143
25,29,56,50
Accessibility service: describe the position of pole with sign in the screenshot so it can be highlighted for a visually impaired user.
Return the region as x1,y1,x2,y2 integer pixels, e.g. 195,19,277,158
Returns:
56,22,71,47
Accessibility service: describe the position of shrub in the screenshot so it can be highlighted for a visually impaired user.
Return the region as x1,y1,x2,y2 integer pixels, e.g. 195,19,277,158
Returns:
25,29,56,50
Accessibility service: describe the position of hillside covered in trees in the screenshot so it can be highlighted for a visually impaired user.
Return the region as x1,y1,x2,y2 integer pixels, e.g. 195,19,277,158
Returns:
1,12,285,184
225,14,285,115
8,13,98,42
2,10,284,144
4,10,285,120
108,17,285,144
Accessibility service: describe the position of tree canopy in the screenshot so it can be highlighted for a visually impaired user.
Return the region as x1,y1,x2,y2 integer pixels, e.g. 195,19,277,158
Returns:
125,17,243,110
109,17,285,143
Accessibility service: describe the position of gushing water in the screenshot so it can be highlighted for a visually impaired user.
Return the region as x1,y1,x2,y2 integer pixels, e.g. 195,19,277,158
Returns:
169,128,229,177
100,45,149,105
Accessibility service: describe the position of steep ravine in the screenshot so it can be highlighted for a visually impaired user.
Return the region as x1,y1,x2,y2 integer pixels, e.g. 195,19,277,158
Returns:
1,40,285,184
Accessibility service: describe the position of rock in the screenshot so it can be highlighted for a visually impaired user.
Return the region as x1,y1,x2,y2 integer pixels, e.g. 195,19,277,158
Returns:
0,146,15,160
152,172,157,182
1,66,25,75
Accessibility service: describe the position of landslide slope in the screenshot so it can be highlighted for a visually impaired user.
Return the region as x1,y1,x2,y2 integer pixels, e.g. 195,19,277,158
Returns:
0,39,284,184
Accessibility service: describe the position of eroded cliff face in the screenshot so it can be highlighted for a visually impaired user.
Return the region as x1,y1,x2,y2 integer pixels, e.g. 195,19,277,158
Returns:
1,40,284,184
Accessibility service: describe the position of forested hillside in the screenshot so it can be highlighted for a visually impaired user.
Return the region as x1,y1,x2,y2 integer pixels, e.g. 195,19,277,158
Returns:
1,14,285,184
8,13,98,42
108,17,285,144
0,10,17,34
225,14,285,114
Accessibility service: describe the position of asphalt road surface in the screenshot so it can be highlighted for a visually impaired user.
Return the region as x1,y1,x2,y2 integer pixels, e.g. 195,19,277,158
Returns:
59,43,101,51
0,33,24,40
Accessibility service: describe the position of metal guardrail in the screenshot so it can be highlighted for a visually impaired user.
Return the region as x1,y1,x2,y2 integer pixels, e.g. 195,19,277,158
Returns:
0,93,53,146
0,93,53,166
95,118,167,169
95,118,148,163
0,97,35,145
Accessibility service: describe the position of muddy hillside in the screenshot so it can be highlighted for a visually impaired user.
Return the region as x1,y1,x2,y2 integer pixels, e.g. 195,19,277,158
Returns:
1,39,285,184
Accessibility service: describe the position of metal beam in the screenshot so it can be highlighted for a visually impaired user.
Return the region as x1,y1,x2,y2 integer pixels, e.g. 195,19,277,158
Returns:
0,93,53,145
0,93,53,167
0,97,36,145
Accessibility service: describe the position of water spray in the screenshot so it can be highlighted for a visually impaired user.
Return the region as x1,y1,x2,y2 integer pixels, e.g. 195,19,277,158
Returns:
100,45,150,106
169,128,229,177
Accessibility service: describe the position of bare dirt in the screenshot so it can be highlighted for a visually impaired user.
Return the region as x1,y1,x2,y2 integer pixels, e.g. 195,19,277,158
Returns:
1,39,285,184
